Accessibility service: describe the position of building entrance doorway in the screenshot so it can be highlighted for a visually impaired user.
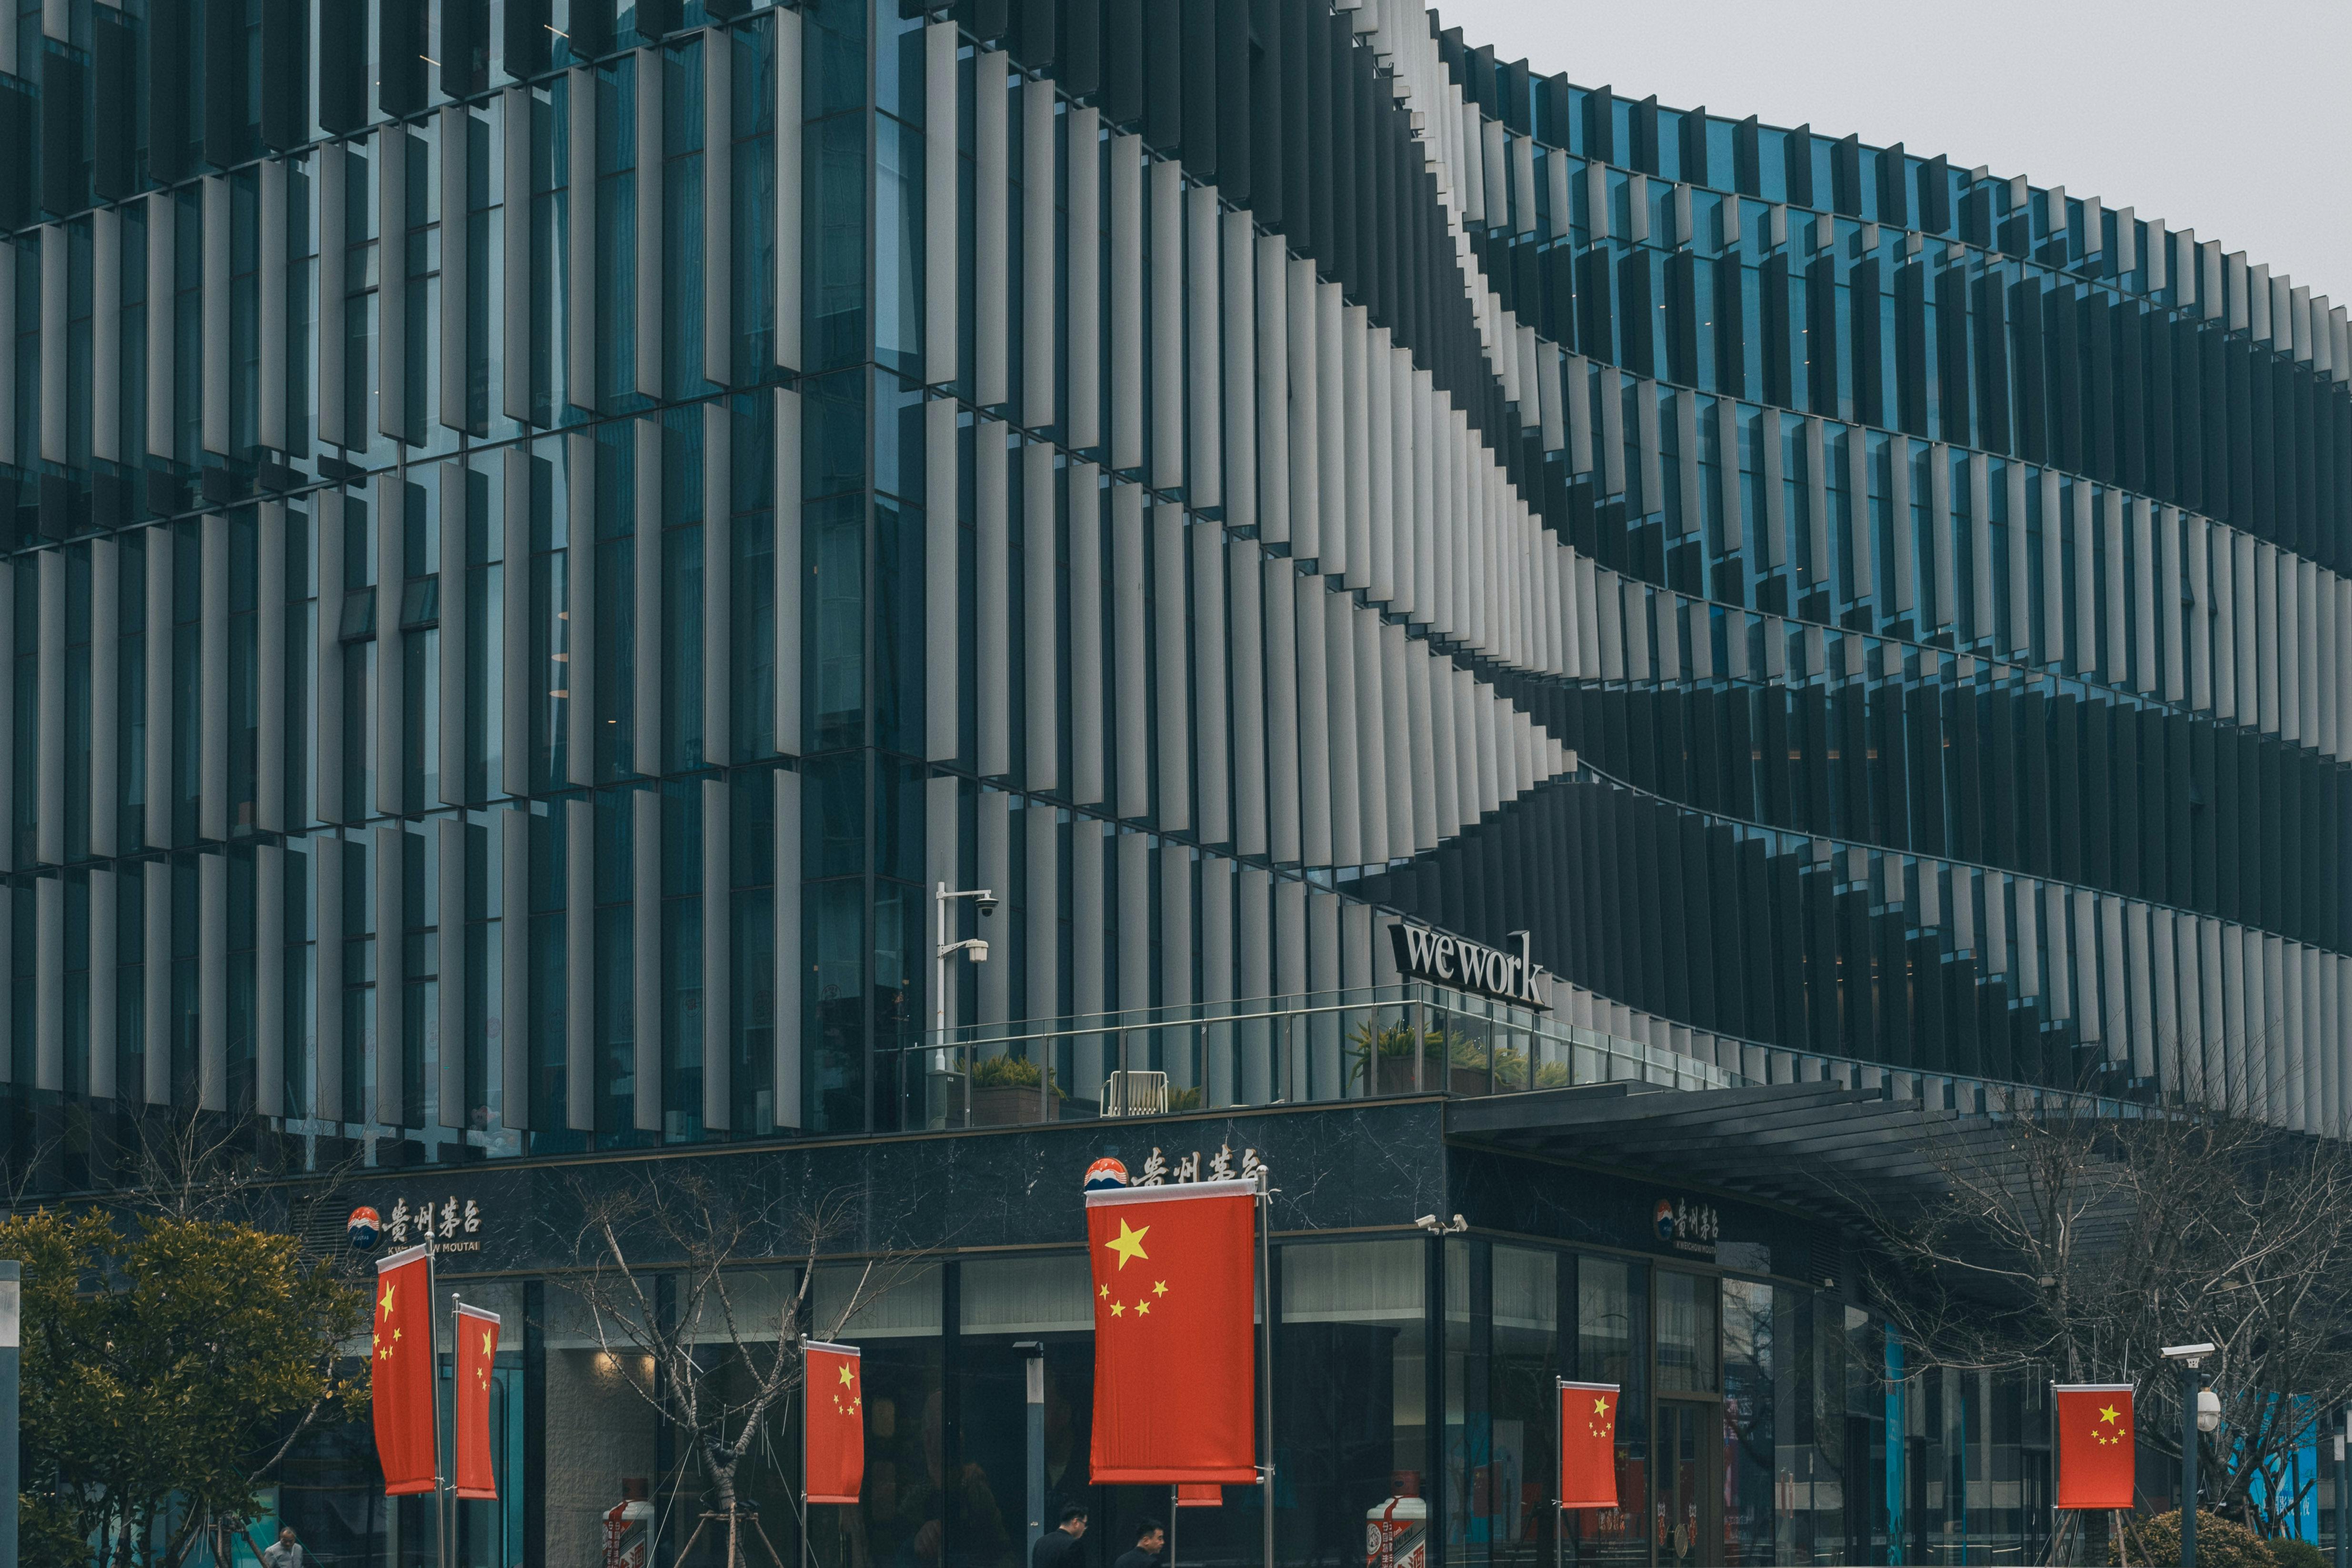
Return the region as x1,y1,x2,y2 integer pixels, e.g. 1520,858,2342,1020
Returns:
1653,1399,1721,1568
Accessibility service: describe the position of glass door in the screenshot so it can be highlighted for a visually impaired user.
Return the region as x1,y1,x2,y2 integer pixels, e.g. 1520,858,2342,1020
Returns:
1652,1401,1720,1568
1651,1269,1722,1565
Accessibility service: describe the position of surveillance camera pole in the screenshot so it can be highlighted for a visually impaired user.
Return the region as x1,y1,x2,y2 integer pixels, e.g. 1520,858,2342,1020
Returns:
932,883,998,1037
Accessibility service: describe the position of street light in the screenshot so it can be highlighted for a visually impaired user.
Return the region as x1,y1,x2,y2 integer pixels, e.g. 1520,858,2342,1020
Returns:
1015,1341,1045,1565
2336,1410,2350,1568
1,1259,20,1568
2162,1342,2219,1568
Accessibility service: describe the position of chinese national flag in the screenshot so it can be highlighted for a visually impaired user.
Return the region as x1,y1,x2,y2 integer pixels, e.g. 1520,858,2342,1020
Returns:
370,1245,438,1496
1558,1381,1620,1509
805,1343,865,1504
2053,1385,2137,1510
1088,1180,1258,1485
454,1305,502,1500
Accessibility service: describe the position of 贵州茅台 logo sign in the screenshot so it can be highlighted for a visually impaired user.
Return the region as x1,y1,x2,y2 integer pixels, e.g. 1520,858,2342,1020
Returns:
1388,923,1550,1009
1654,1196,1718,1255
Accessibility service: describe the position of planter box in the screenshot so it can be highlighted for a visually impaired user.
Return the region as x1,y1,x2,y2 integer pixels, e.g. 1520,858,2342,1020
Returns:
1370,1056,1490,1096
971,1084,1055,1126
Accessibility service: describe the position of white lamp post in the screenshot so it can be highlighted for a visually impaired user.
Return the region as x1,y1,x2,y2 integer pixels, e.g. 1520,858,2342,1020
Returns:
2162,1342,2220,1568
0,1259,19,1568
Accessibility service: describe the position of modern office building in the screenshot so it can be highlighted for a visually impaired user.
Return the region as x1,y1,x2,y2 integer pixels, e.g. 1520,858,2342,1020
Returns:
3,0,2349,1563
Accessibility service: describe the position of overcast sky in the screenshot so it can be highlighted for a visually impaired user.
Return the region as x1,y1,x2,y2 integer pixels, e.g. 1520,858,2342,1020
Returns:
1427,0,2352,307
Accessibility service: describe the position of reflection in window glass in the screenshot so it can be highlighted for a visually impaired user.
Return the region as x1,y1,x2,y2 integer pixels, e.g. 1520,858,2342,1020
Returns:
1490,1247,1557,1568
1575,1256,1648,1566
1280,1239,1429,1568
1654,1270,1718,1393
1721,1277,1774,1564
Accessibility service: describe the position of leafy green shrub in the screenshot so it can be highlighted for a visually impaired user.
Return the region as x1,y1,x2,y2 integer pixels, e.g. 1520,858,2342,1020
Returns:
2270,1538,2325,1568
2112,1511,2277,1568
0,1208,370,1568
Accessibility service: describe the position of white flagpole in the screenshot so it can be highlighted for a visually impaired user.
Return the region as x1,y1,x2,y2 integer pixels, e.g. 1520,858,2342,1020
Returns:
1555,1377,1568,1568
1256,1168,1276,1568
432,1248,450,1568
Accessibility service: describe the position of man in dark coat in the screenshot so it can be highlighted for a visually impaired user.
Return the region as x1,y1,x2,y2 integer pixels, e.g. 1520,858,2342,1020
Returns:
1032,1505,1090,1568
1112,1518,1165,1568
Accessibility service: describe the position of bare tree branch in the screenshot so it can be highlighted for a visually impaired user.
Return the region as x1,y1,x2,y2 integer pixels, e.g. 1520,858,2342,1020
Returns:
1844,1081,2352,1538
553,1171,929,1568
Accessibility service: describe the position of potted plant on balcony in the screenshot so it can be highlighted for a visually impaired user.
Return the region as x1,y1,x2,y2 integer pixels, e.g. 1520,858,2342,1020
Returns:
1348,1022,1568,1096
1347,1021,1474,1095
970,1053,1062,1125
1484,1043,1570,1092
1348,1019,1423,1095
1441,1032,1498,1097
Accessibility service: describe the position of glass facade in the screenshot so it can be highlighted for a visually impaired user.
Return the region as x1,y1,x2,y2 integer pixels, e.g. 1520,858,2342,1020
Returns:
0,3,2346,1558
1,0,2348,1173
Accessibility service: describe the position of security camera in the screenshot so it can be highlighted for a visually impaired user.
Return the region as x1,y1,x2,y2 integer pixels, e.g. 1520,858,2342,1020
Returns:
977,893,999,917
967,939,989,963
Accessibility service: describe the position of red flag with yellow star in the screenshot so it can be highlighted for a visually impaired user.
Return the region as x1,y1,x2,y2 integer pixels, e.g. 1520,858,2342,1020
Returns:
1558,1380,1620,1508
370,1244,438,1496
805,1342,865,1504
1087,1179,1258,1485
454,1304,502,1500
2053,1384,2137,1509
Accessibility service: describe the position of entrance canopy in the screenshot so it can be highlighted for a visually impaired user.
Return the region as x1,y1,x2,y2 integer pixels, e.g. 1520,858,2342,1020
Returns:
1447,1077,2147,1240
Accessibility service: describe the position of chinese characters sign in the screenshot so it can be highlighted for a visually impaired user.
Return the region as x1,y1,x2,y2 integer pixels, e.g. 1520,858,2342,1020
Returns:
1652,1197,1718,1256
384,1196,487,1253
1134,1143,1272,1189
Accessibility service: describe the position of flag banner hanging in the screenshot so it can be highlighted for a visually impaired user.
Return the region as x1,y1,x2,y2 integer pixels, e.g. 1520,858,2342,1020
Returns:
454,1304,502,1500
2052,1384,2137,1510
371,1244,438,1496
804,1342,866,1504
1176,1484,1223,1507
1558,1380,1621,1509
1087,1179,1259,1485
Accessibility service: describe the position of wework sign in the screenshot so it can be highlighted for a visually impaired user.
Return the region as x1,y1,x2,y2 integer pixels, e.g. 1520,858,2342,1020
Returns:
1389,923,1551,1010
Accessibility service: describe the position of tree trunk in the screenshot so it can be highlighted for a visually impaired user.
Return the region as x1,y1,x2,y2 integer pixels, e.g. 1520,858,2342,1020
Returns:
713,1466,742,1568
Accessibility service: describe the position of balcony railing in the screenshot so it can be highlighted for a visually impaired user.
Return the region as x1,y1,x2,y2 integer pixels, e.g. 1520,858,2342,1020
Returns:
897,983,1747,1131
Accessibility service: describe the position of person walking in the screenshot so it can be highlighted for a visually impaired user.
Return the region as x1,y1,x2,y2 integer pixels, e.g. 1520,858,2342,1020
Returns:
261,1527,311,1568
1112,1518,1165,1568
1032,1505,1090,1568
